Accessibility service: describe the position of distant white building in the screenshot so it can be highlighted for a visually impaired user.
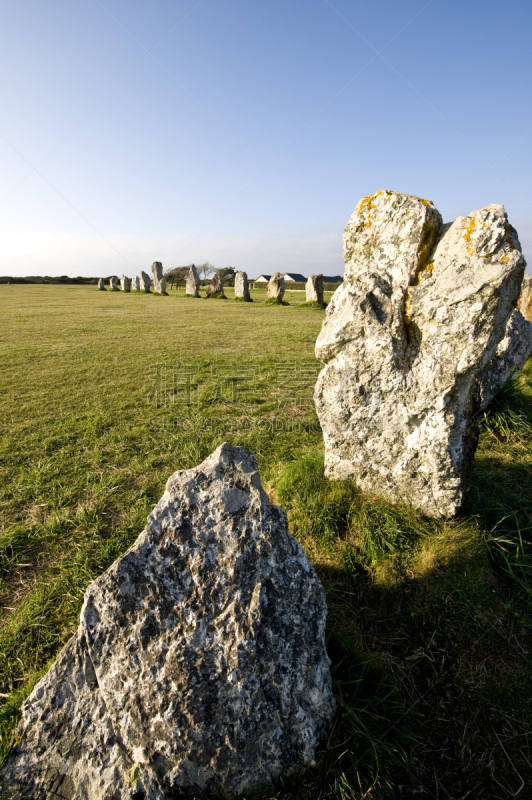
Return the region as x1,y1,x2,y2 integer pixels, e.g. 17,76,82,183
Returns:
254,275,271,283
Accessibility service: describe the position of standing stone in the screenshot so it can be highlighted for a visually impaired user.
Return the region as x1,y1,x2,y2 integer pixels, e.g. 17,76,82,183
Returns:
234,270,251,300
266,272,285,301
109,276,118,291
139,271,151,293
120,275,131,292
314,190,529,518
0,443,334,800
205,272,225,298
306,275,324,305
132,276,140,291
185,264,200,296
151,261,167,295
97,278,106,291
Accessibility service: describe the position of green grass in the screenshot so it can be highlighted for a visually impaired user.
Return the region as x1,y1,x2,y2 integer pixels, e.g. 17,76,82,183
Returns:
0,284,531,798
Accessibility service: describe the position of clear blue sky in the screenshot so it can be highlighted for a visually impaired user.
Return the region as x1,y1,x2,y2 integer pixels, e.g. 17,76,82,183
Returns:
1,0,531,278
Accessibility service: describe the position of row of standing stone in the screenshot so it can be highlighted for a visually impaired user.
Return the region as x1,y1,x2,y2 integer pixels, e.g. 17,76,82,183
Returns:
98,263,327,304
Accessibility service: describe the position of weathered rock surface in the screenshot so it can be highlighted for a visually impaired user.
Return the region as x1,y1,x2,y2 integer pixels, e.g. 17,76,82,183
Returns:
97,278,106,291
314,190,528,518
109,276,118,291
235,270,251,300
205,272,225,298
151,261,167,295
479,273,532,409
266,272,285,301
139,271,151,292
132,276,140,291
185,264,200,296
120,275,131,292
306,275,324,305
1,443,334,799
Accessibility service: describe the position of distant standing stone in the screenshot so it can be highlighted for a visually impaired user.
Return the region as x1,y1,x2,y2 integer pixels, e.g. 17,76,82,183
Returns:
151,261,167,294
0,443,334,800
205,272,225,298
139,271,151,292
266,272,285,300
132,276,140,291
97,278,106,291
234,270,251,300
109,276,118,291
120,275,131,292
186,264,200,296
306,275,324,304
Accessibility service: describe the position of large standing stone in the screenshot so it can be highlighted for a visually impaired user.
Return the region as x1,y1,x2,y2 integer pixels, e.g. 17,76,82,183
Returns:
139,270,151,293
185,264,200,296
151,261,167,295
120,275,131,292
1,443,334,800
205,272,225,298
109,276,118,291
234,270,251,300
266,272,285,301
306,275,324,305
314,190,529,518
97,278,106,291
132,276,140,291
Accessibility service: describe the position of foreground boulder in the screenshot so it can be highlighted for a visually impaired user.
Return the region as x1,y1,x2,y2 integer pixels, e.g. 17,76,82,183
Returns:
185,264,200,296
205,272,225,298
151,261,167,295
306,275,324,305
315,190,531,518
235,270,251,300
266,272,285,301
1,443,334,799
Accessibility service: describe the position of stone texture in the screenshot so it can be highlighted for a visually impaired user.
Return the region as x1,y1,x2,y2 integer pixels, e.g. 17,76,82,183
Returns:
1,443,334,800
97,278,106,291
205,272,225,298
185,264,200,296
132,276,140,291
234,270,251,300
120,275,131,292
139,271,151,293
151,261,167,295
109,276,118,291
479,273,532,409
314,190,528,518
266,272,285,301
306,275,324,305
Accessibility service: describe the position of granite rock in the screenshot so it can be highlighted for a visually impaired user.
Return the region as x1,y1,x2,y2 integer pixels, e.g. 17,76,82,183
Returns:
1,443,334,799
266,273,285,301
306,275,324,305
205,273,225,298
314,190,527,518
97,278,106,291
234,270,251,300
140,271,151,293
109,276,118,291
185,264,200,296
120,275,131,292
151,262,167,295
132,276,140,291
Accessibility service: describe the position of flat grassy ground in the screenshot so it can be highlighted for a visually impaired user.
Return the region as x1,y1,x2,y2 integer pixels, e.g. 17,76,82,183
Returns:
1,284,531,799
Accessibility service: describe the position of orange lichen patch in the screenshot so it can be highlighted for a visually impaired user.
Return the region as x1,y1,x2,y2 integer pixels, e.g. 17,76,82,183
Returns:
411,260,434,287
501,255,510,264
463,216,477,256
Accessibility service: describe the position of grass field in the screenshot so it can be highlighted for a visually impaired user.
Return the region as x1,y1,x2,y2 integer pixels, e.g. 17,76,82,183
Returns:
1,284,531,798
